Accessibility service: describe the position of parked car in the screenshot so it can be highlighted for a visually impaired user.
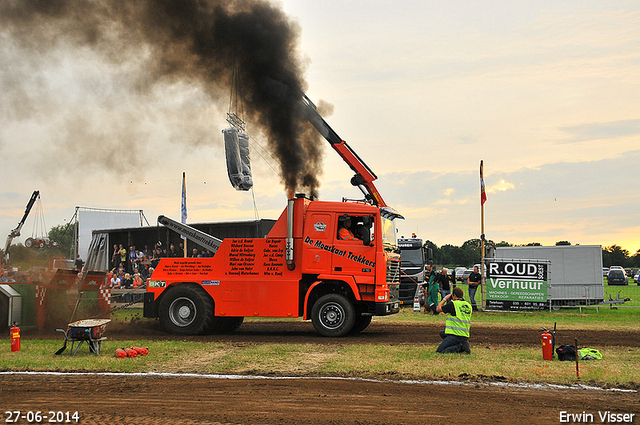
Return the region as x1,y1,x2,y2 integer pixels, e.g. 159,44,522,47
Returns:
454,267,466,281
634,270,640,285
602,267,609,277
461,268,473,282
609,265,624,270
607,269,628,286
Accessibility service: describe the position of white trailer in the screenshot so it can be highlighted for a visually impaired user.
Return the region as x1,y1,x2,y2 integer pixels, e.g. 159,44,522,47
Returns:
494,245,604,306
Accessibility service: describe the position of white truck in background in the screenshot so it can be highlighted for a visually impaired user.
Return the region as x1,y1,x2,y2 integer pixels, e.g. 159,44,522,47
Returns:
397,236,426,305
493,245,604,307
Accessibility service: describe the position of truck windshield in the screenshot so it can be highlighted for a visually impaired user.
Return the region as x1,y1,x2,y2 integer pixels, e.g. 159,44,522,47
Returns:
381,217,397,252
400,248,423,267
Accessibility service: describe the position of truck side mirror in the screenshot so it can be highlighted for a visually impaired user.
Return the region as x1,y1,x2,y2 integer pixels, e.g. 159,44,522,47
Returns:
424,247,433,263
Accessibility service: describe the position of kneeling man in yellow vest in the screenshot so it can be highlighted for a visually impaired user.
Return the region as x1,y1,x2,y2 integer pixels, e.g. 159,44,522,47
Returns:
436,286,472,354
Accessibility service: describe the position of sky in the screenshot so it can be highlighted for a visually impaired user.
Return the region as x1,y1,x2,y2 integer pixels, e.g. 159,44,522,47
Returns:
1,0,639,257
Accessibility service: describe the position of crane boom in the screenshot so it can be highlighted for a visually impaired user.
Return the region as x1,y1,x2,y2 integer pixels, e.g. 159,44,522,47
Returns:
157,215,223,254
2,190,40,265
301,95,387,207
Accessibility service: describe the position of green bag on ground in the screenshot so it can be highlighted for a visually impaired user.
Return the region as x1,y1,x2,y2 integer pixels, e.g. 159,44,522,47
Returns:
578,348,603,360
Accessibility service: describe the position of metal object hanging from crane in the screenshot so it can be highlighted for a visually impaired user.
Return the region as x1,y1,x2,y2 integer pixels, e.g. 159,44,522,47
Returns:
2,190,40,266
223,112,253,191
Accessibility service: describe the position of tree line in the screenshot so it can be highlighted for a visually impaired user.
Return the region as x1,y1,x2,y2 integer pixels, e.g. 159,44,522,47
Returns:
425,239,640,269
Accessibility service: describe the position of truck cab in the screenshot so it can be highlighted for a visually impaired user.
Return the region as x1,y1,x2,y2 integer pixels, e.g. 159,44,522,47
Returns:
397,236,426,304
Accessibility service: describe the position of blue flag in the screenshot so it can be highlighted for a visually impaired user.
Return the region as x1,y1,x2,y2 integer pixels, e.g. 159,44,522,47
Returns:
181,172,187,235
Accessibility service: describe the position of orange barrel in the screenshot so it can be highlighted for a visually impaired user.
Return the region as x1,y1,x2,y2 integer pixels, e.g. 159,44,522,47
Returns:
125,348,138,358
115,348,127,358
131,346,148,355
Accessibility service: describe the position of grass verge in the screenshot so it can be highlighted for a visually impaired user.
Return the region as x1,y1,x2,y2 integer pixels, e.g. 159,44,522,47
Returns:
2,292,639,390
1,338,638,390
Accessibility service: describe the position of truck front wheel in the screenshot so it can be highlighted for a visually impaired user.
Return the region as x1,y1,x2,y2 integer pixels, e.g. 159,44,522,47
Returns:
159,285,213,335
350,314,372,334
311,294,355,337
211,316,244,334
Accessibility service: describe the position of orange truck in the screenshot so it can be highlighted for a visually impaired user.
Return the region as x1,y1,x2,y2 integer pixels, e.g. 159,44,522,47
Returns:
143,96,403,336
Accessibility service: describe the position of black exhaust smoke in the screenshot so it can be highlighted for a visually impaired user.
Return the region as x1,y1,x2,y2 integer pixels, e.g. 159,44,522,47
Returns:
0,0,324,197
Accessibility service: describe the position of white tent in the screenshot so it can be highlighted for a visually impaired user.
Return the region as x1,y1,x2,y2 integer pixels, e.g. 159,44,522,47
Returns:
76,207,145,267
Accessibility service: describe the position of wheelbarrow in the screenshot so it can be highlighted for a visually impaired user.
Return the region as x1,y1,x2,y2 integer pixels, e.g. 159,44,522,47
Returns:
55,319,111,356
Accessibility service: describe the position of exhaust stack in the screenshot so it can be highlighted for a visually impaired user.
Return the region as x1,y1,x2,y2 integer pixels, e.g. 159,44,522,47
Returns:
286,198,295,270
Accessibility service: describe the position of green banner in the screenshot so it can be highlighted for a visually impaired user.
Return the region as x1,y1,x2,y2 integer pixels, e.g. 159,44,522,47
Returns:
486,277,547,302
486,260,549,309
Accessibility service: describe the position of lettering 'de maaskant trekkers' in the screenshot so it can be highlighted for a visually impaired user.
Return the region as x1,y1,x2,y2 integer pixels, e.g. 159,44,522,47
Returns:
303,236,375,267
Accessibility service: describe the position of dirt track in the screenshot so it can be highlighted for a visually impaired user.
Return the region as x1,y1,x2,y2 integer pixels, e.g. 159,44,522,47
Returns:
1,373,638,425
6,319,638,424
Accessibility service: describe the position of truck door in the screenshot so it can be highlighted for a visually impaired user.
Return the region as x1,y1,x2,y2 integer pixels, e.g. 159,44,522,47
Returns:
301,213,334,274
332,215,376,283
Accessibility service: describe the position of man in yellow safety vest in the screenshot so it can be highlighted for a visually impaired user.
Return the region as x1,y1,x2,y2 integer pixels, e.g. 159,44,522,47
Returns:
435,286,472,354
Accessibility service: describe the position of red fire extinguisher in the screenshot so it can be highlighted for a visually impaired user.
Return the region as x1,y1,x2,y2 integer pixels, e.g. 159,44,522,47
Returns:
10,323,20,352
541,330,553,361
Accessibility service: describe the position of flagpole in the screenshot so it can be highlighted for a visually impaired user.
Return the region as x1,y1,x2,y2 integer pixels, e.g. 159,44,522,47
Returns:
182,172,187,258
480,160,486,311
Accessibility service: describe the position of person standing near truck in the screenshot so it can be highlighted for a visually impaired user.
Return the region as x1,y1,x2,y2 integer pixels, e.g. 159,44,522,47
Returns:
436,268,451,300
467,265,481,312
422,264,439,314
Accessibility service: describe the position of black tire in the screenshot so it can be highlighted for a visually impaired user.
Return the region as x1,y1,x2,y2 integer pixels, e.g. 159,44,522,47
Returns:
25,238,34,248
349,314,372,334
311,294,355,337
210,316,244,334
158,285,214,335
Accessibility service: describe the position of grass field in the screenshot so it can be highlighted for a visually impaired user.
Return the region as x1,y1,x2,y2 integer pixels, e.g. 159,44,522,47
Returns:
2,335,638,388
2,299,639,389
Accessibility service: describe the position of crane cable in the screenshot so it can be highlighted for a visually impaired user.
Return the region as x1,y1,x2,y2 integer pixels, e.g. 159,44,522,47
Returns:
29,195,50,248
227,61,281,174
226,60,285,221
32,196,45,238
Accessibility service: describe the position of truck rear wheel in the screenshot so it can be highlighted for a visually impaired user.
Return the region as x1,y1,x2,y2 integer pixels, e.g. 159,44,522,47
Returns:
311,294,355,337
158,285,213,335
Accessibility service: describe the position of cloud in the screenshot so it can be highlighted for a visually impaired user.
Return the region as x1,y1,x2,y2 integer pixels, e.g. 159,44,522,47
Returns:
559,119,640,143
2,0,640,256
354,150,640,249
487,179,515,194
